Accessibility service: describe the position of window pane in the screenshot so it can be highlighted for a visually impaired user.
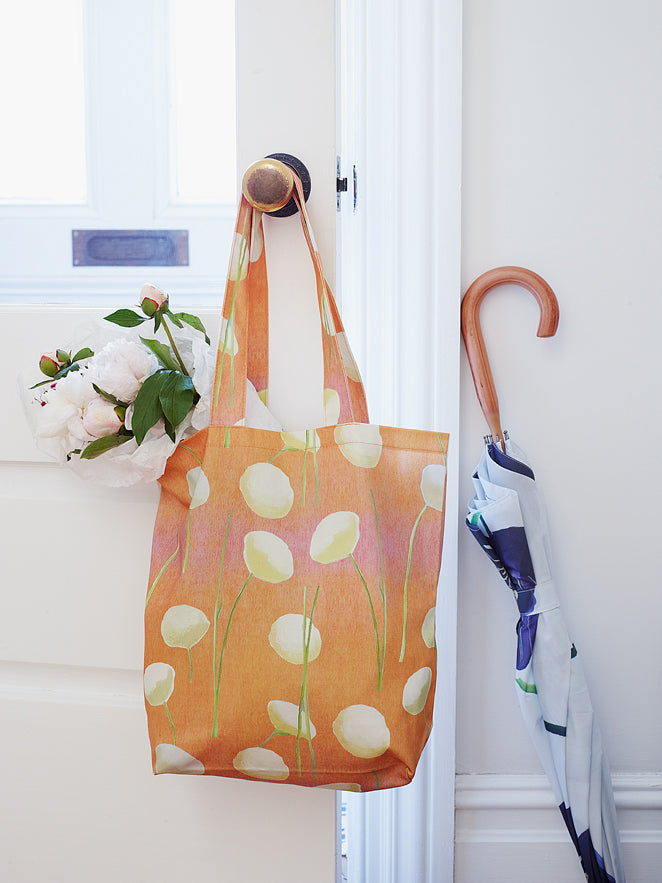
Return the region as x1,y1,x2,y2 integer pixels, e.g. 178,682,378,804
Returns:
169,0,236,205
0,1,86,203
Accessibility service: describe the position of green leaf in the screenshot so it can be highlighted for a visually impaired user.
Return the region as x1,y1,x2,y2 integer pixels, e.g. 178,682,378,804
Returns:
140,336,181,372
132,370,169,444
103,309,147,328
173,312,210,344
159,371,195,430
154,312,162,333
72,347,94,361
167,312,184,328
79,433,132,460
92,384,126,406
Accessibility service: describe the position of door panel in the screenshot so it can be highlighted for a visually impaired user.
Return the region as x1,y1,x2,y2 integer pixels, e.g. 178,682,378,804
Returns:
1,1,338,879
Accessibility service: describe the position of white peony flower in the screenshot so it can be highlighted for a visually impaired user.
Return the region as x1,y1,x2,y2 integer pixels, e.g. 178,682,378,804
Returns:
81,396,124,438
33,370,98,449
88,339,157,403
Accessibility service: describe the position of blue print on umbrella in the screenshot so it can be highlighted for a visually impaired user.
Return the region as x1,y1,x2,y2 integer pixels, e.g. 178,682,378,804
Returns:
516,614,539,669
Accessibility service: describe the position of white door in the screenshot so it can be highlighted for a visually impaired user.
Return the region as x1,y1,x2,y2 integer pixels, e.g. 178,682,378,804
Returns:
0,1,340,880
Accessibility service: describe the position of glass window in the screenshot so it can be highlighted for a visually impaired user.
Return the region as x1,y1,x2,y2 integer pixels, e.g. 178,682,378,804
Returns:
0,0,87,204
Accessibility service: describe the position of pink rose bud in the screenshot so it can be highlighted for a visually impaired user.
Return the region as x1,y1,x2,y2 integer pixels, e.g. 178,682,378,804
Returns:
140,283,169,317
39,351,66,377
82,397,125,438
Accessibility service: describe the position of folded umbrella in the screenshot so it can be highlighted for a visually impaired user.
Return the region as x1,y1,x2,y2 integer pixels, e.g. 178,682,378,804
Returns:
462,268,625,883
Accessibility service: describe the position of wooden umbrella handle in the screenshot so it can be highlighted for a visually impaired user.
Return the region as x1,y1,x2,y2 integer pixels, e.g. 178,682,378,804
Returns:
461,266,560,447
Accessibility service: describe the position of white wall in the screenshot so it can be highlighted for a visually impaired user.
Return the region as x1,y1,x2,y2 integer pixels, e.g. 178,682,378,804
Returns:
456,2,662,880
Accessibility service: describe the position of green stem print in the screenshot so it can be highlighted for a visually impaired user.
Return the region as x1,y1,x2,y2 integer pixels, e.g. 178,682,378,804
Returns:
258,729,290,747
211,512,233,737
212,574,252,737
145,539,180,608
163,701,177,746
269,433,319,506
399,504,428,663
370,490,387,682
214,209,250,410
349,553,383,690
296,585,320,776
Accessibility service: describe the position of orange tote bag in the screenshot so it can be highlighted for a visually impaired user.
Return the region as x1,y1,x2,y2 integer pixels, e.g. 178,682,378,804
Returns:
143,178,449,792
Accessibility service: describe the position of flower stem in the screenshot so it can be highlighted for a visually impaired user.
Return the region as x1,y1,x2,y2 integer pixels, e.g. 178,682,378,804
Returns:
370,489,387,681
145,539,180,608
211,512,233,737
180,444,202,466
268,446,286,464
163,700,176,746
182,508,192,574
349,554,382,690
212,573,252,737
187,647,193,683
399,505,428,663
161,314,189,375
297,585,319,775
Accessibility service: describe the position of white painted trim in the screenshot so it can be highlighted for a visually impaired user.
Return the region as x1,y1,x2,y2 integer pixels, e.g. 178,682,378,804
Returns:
0,278,226,304
455,774,662,813
339,0,462,880
0,661,143,708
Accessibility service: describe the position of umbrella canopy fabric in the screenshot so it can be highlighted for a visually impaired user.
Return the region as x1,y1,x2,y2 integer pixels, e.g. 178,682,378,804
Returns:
467,437,625,883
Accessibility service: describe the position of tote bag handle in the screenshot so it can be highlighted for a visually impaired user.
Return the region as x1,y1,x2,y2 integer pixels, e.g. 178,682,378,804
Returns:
210,174,368,428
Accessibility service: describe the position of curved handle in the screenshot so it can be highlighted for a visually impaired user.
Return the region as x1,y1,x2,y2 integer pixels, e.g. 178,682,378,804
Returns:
461,266,559,447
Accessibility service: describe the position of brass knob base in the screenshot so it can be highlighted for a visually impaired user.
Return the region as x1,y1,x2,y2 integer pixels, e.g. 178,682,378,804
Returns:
241,154,311,217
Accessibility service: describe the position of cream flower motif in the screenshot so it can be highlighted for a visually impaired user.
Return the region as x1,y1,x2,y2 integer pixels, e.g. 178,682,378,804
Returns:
336,332,362,383
228,232,249,281
317,783,362,792
269,613,322,664
250,215,264,262
240,462,294,519
402,667,432,715
323,388,341,426
81,397,123,438
218,318,238,356
186,466,210,509
155,743,205,775
243,531,294,583
310,511,360,564
421,607,436,649
233,747,289,781
420,464,447,511
268,700,317,738
332,705,390,758
161,605,210,650
334,423,383,469
280,430,321,452
88,338,157,404
143,662,175,706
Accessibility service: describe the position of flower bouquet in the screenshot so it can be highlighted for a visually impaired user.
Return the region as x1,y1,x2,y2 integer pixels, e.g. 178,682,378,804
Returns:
22,284,215,486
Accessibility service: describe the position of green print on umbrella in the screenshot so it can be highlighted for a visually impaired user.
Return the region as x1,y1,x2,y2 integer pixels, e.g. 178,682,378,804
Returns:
266,585,321,776
310,510,385,690
269,431,321,506
214,209,250,410
399,450,447,663
161,604,210,683
144,662,177,745
212,529,294,738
